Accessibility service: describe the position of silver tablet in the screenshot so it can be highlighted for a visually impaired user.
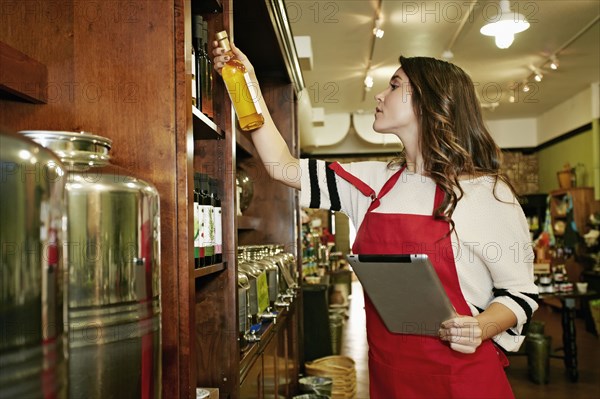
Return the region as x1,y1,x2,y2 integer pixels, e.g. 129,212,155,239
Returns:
346,254,457,336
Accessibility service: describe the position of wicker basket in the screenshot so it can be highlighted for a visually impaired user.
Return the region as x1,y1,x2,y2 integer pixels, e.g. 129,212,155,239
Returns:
305,356,357,399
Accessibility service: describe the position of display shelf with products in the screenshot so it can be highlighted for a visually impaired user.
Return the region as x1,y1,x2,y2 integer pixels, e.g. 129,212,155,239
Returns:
519,193,548,240
0,0,303,398
194,263,227,279
193,0,304,398
549,187,595,240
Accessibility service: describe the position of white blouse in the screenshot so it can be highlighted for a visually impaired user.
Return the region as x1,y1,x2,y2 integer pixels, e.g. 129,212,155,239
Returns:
299,158,539,351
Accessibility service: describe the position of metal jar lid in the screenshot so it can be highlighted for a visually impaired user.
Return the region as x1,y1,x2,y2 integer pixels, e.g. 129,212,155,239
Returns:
20,130,112,164
238,272,250,289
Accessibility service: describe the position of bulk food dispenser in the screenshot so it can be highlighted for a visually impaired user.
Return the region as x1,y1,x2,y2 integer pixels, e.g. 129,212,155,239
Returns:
21,131,161,399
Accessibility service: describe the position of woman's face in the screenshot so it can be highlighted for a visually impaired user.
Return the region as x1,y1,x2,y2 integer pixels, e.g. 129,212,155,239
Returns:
373,68,417,135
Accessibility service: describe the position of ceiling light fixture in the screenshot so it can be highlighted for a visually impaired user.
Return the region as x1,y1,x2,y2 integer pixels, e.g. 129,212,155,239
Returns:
364,75,374,90
362,0,384,101
441,50,454,61
480,0,530,49
501,15,598,108
529,65,543,82
373,18,384,38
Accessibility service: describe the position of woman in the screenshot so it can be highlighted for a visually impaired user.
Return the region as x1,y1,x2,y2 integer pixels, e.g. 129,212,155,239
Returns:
213,43,538,398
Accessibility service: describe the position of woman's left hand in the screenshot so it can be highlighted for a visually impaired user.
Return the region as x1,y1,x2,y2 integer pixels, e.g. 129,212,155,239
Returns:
439,316,483,354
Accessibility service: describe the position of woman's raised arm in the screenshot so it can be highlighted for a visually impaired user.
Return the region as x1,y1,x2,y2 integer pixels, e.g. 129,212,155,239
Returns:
212,41,301,190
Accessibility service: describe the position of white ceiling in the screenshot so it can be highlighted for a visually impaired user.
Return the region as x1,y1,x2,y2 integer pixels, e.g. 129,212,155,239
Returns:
288,0,600,122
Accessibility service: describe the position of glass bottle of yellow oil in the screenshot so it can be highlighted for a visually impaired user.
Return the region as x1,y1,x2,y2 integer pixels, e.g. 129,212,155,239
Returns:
215,30,264,131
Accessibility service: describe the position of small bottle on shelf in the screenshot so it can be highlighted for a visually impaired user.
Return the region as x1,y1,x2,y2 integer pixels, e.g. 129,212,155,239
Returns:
193,176,202,268
191,45,198,108
201,19,214,119
215,30,264,131
199,173,214,267
192,15,204,111
209,177,223,264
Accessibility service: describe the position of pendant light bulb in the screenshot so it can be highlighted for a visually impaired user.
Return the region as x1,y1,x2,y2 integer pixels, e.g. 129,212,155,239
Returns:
495,33,514,49
480,0,530,49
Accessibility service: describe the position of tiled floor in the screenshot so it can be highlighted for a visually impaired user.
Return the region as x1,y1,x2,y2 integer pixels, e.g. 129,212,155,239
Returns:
340,281,600,398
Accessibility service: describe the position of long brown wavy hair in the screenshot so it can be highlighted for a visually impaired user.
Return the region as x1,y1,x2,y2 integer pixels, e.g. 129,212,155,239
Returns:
389,55,516,235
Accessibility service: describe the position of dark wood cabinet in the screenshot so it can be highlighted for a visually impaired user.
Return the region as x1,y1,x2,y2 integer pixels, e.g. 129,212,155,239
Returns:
240,353,264,399
239,303,299,399
0,1,303,398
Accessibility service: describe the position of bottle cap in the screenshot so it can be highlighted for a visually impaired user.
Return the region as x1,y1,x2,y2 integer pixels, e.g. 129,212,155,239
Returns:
215,30,228,40
215,30,231,52
193,15,203,38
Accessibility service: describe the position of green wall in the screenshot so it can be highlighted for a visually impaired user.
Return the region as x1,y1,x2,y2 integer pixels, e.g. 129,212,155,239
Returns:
538,127,595,193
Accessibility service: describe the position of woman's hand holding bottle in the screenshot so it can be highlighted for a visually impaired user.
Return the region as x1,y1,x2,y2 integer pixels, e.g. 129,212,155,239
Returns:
210,35,301,189
212,40,254,77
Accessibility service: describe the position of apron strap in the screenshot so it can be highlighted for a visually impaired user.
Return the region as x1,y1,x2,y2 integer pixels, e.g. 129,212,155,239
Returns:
366,166,405,212
329,162,447,214
328,162,377,200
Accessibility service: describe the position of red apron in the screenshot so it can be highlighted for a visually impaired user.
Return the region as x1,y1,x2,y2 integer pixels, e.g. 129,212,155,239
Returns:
332,163,514,399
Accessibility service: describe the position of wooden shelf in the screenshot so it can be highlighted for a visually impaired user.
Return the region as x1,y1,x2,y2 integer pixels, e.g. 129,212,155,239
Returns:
193,262,226,279
193,106,222,140
238,215,261,230
0,41,47,103
236,130,257,159
239,302,293,381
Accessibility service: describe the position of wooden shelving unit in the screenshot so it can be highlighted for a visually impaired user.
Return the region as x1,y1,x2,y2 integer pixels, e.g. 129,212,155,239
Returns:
0,41,47,103
193,106,222,140
236,132,257,159
238,215,262,230
0,1,303,398
191,1,303,398
549,187,595,238
193,263,227,279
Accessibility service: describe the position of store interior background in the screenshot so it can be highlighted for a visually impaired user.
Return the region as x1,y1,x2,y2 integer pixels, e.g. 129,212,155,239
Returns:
290,1,599,255
290,1,600,397
0,0,598,398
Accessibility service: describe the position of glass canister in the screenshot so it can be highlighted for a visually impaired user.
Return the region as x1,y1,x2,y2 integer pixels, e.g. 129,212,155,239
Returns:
237,271,250,347
248,245,280,309
266,245,297,304
238,258,261,324
0,130,67,398
21,130,161,399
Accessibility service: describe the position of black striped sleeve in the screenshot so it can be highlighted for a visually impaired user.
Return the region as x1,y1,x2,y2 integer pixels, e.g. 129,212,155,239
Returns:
493,288,535,323
308,158,320,208
325,161,341,211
